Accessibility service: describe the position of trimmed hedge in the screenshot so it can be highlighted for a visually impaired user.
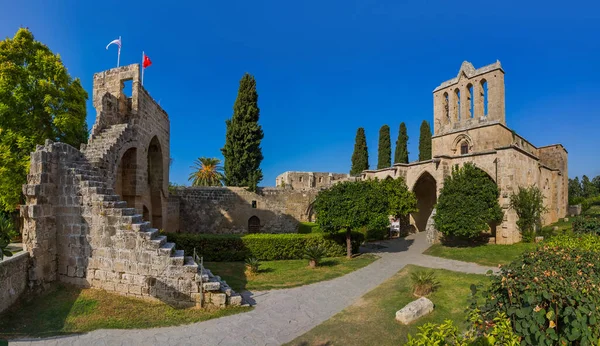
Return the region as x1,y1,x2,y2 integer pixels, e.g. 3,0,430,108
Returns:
164,231,365,262
544,233,600,251
572,216,600,235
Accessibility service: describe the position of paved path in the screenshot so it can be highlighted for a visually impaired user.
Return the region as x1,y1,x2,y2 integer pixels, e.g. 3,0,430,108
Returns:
10,232,498,346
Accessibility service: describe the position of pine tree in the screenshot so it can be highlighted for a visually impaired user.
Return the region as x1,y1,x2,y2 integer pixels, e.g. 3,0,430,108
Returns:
394,122,409,164
221,73,264,191
350,128,369,176
418,120,432,161
377,125,391,169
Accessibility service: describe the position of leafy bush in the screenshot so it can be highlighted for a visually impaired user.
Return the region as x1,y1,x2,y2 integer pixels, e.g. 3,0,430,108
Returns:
509,186,547,242
0,237,12,260
410,270,440,296
434,163,503,239
0,214,17,243
405,312,520,345
544,233,600,251
164,231,365,262
475,245,600,344
356,226,388,241
572,215,600,234
303,245,327,267
244,257,260,274
298,222,321,234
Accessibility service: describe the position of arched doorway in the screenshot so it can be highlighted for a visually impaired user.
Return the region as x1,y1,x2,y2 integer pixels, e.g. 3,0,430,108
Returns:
248,216,260,233
412,172,437,233
147,137,163,229
114,148,137,208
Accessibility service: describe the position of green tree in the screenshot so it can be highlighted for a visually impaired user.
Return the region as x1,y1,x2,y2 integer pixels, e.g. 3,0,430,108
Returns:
0,28,88,211
221,73,264,192
394,122,409,164
593,176,600,193
582,175,598,198
434,163,503,239
313,179,416,258
350,127,369,176
418,120,432,161
188,157,225,186
377,125,391,169
568,177,583,201
509,186,547,242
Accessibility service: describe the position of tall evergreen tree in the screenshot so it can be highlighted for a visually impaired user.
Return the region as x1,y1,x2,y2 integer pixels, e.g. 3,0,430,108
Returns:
221,73,264,191
394,122,409,164
418,120,432,161
350,127,369,176
377,125,391,169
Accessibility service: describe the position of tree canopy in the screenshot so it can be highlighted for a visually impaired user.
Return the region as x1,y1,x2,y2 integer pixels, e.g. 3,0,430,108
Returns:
0,28,88,211
509,186,547,242
313,178,416,257
221,73,264,192
418,120,432,161
350,127,369,176
377,125,391,169
394,122,409,164
434,163,503,239
188,157,225,186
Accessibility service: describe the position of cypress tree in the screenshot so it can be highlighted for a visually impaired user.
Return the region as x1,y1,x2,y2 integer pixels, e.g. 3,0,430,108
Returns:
418,120,432,161
350,127,369,176
221,73,264,191
377,125,391,169
394,122,409,164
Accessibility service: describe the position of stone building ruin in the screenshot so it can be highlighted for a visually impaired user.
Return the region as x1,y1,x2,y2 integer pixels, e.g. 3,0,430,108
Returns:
363,61,568,244
275,171,353,190
18,64,242,309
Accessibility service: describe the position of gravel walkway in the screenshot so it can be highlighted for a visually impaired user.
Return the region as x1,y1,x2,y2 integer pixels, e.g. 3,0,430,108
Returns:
9,232,498,346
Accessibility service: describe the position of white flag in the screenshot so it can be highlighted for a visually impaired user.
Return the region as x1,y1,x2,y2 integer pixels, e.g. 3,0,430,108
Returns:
106,37,122,50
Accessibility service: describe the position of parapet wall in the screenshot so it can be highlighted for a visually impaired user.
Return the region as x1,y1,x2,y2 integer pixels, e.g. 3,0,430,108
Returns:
0,252,29,314
175,187,318,234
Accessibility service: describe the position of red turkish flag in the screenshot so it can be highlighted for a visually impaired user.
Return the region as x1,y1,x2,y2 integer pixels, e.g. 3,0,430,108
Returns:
143,54,152,68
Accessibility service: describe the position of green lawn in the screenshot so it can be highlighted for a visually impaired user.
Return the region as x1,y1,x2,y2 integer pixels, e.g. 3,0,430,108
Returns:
287,265,490,346
423,242,536,267
0,285,250,339
206,254,378,292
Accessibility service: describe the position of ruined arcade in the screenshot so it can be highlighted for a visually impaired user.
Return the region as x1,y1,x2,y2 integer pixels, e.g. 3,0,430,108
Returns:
19,64,241,308
363,61,568,244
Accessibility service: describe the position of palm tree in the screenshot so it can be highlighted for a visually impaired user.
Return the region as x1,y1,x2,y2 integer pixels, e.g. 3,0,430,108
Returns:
188,157,225,186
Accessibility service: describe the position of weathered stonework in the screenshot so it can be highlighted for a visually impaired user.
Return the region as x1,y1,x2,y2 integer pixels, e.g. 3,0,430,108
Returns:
20,64,241,309
275,171,354,190
363,61,568,244
174,186,318,234
0,252,29,314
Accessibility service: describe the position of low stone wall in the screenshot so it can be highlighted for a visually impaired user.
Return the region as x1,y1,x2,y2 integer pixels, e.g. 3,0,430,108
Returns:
0,251,29,314
176,187,318,234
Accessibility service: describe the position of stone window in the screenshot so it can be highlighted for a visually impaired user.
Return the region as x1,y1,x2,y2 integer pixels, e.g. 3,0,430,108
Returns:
461,142,469,155
467,83,474,118
480,79,488,116
299,176,303,183
251,200,257,208
318,177,323,183
454,88,461,121
443,92,449,123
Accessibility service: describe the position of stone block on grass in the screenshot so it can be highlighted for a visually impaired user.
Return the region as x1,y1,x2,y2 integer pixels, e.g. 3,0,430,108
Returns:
395,297,434,324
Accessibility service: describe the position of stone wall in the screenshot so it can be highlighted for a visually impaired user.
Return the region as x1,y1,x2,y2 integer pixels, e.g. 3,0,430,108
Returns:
176,186,318,234
0,252,29,314
275,171,351,190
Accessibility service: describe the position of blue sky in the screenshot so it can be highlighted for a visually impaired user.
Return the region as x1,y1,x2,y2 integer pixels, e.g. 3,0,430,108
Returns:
2,0,599,186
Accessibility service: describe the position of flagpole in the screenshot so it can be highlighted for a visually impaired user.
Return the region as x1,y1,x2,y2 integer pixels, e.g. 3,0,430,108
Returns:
141,51,145,86
117,36,121,67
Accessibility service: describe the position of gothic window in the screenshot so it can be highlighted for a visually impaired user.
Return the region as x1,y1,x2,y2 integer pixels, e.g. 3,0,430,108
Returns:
467,83,474,118
480,79,488,116
299,176,303,183
455,88,461,120
318,177,323,183
443,92,449,123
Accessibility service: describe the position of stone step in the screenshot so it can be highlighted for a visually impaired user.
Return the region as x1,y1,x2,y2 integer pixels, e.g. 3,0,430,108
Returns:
140,227,159,240
149,235,167,249
80,180,107,188
120,214,143,224
102,200,127,208
96,194,121,202
109,207,136,216
159,242,176,256
203,281,220,291
170,250,185,265
132,221,151,232
184,256,197,267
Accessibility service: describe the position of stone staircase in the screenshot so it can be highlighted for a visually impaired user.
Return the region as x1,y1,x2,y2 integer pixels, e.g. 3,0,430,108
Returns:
81,123,133,172
64,155,243,307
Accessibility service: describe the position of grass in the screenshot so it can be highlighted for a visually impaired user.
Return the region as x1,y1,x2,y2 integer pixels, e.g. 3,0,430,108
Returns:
423,242,536,267
287,265,490,346
206,254,378,292
0,284,250,339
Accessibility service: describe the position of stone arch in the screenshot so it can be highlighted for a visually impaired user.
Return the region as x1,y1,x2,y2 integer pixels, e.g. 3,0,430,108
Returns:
143,205,150,221
411,171,437,233
248,216,261,233
467,83,474,118
479,79,488,116
114,147,137,208
443,92,449,124
453,88,461,121
147,136,164,229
